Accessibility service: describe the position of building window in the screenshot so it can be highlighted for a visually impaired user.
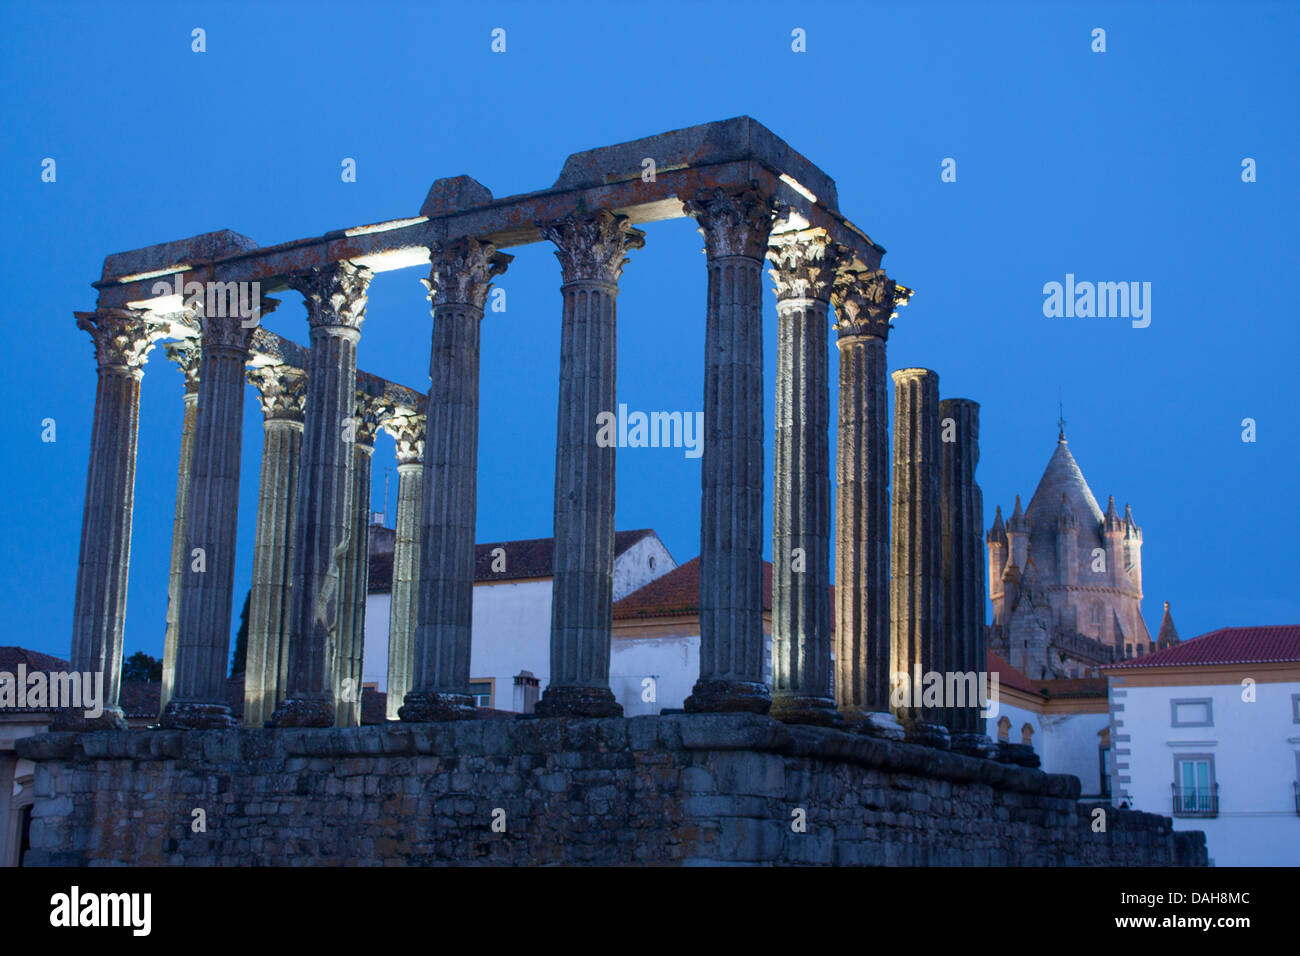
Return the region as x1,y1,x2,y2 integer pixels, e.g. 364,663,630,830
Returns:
996,716,1010,741
1172,755,1218,818
648,555,656,571
1170,698,1213,727
1099,745,1112,798
1125,643,1133,658
1090,605,1101,626
1292,694,1300,723
469,680,494,709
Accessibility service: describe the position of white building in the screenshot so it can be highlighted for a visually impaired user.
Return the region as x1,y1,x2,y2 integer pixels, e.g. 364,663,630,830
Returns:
364,527,677,709
1102,623,1300,866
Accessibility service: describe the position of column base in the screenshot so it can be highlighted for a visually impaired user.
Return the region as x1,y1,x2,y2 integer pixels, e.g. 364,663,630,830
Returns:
50,706,128,732
770,695,843,727
842,709,906,741
901,719,952,750
950,732,996,759
534,685,623,718
994,741,1041,768
158,701,237,730
398,691,477,722
683,679,771,715
268,696,335,728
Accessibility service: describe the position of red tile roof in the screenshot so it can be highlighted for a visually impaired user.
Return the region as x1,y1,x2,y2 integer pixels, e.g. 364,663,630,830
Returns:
370,529,658,592
612,556,774,619
0,646,71,673
1107,625,1300,669
986,651,1041,695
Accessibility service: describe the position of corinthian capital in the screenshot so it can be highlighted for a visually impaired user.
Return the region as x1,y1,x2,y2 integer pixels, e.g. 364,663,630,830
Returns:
383,410,427,465
247,364,307,422
766,231,852,302
75,308,168,371
165,340,202,394
287,260,373,332
831,269,913,340
422,237,513,311
539,209,645,285
682,184,781,260
352,390,386,449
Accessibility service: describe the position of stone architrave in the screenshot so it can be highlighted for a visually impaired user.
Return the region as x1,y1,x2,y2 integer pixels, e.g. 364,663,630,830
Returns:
680,185,780,715
764,230,848,727
58,308,170,731
336,388,382,727
940,397,993,756
401,238,511,722
161,300,267,730
890,367,950,749
160,340,201,716
272,261,373,728
831,270,909,737
384,410,425,721
533,210,643,718
242,363,307,727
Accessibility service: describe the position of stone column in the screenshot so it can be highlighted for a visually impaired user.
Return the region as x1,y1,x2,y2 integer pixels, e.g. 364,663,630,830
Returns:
533,210,643,718
765,231,846,727
58,308,168,731
0,752,17,867
681,185,779,715
401,239,511,722
940,397,992,756
384,410,425,720
161,302,262,729
336,390,381,727
890,368,949,748
160,340,201,715
272,261,373,728
242,363,306,727
831,270,908,737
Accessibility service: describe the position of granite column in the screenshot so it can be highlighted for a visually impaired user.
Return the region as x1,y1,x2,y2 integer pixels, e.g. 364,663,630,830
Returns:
336,391,380,727
160,340,201,715
385,411,425,720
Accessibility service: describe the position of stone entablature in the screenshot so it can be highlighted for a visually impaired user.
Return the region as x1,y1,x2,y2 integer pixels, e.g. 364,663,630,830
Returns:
17,714,1205,867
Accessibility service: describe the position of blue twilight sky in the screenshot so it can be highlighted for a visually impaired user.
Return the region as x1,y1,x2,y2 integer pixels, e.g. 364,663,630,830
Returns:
1,0,1296,666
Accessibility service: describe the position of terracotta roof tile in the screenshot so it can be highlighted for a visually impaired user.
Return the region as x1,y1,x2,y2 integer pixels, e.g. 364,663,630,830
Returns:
1107,625,1300,669
986,651,1041,696
613,557,774,619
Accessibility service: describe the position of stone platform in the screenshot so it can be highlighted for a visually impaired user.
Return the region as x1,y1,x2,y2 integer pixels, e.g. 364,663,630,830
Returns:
16,714,1206,866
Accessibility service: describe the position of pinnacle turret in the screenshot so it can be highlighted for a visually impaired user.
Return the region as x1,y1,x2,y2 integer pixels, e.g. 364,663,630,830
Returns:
1155,601,1181,649
1057,492,1078,531
987,504,1006,544
1007,494,1028,532
1103,494,1123,531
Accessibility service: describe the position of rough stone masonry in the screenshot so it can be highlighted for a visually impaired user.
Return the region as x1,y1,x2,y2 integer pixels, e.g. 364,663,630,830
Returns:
17,715,1205,866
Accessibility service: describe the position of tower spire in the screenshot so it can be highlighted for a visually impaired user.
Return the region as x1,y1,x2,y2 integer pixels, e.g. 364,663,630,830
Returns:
1057,390,1067,442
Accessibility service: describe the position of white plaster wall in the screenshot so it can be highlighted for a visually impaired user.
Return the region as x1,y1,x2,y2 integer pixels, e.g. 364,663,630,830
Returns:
1039,711,1109,795
610,634,699,715
469,580,554,706
985,701,1042,753
613,535,677,601
1113,677,1300,866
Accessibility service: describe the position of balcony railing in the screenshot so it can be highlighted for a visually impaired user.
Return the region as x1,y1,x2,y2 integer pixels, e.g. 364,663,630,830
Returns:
1171,783,1219,818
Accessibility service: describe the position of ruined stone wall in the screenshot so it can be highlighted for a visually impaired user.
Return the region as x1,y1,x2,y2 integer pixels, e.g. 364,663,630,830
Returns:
17,714,1205,866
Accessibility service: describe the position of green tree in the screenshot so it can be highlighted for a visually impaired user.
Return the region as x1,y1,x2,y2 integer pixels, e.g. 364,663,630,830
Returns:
230,589,250,677
122,650,162,683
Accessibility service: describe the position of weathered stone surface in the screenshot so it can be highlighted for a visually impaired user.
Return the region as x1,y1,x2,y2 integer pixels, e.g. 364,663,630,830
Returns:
940,397,986,735
161,341,201,716
17,715,1206,867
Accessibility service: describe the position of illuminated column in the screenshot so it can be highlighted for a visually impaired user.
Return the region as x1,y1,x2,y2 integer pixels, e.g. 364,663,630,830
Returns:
160,340,201,716
242,363,306,727
534,210,643,718
272,261,373,728
940,397,993,756
384,410,425,720
57,308,168,731
336,389,381,727
890,367,949,749
401,239,511,721
681,185,779,715
162,304,262,730
765,231,847,727
831,270,908,736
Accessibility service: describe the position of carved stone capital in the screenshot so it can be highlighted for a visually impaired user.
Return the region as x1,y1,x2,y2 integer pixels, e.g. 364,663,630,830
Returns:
200,312,259,353
766,231,851,302
246,364,307,422
352,390,386,449
383,410,427,465
422,237,513,311
164,340,202,394
75,308,168,371
831,269,913,339
539,209,645,285
682,183,781,260
287,260,373,332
